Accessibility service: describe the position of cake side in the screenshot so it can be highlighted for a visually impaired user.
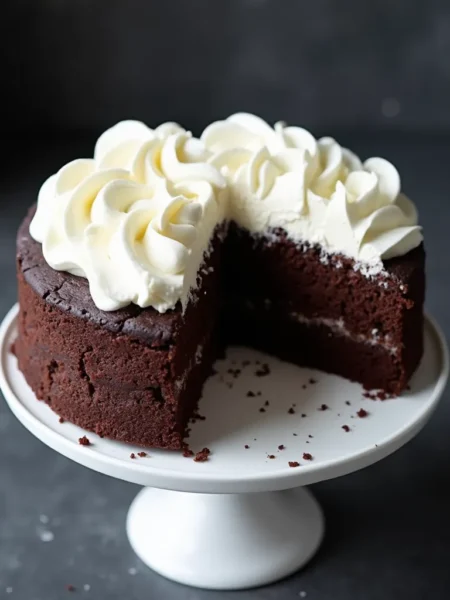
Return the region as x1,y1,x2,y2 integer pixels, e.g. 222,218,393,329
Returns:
222,224,425,394
16,211,223,449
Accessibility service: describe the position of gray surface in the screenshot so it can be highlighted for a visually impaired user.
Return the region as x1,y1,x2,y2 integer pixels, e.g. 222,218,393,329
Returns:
1,133,450,599
3,0,450,136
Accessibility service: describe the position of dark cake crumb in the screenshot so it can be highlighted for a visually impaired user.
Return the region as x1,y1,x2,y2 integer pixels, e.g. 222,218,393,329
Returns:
293,433,298,436
268,454,276,459
59,417,65,424
137,452,147,457
308,434,314,438
318,404,329,411
278,444,285,450
259,407,266,412
357,408,369,418
130,453,136,459
227,368,241,378
256,391,262,396
264,400,270,407
288,407,295,414
66,584,76,592
255,363,270,377
309,378,317,384
78,436,90,446
182,443,194,457
302,384,307,389
303,452,313,460
301,413,307,418
246,391,255,397
289,461,300,468
342,425,350,432
244,444,249,449
194,448,211,462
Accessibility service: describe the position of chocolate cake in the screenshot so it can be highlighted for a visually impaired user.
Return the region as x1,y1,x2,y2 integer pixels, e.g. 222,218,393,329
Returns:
15,114,425,449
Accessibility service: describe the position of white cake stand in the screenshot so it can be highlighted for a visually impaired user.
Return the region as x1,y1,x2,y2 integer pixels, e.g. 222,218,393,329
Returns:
1,304,448,590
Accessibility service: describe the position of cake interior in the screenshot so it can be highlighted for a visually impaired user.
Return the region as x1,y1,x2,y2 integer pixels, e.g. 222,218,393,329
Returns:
222,224,424,394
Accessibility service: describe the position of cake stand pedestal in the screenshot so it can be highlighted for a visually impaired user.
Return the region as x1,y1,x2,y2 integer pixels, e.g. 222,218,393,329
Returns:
1,304,448,590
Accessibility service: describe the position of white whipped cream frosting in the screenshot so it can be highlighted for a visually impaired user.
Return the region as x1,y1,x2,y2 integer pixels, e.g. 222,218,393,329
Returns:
31,114,423,313
30,121,226,312
201,113,422,269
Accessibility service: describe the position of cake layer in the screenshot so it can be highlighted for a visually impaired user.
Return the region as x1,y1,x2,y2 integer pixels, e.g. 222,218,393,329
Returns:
224,224,425,368
16,210,223,449
222,307,420,394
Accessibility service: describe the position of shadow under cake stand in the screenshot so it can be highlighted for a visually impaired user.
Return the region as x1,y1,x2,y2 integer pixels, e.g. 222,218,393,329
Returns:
1,304,448,590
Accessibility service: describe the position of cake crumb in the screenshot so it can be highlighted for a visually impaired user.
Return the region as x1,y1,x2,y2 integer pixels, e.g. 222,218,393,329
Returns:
288,407,295,414
256,391,262,396
59,417,65,423
342,425,350,432
302,384,307,389
303,452,313,461
357,408,369,418
78,436,90,446
268,454,276,459
227,368,241,378
255,363,270,377
137,452,147,458
259,407,266,413
308,434,313,438
264,400,270,407
246,391,255,397
289,461,300,468
309,378,317,384
293,433,298,436
318,404,329,411
130,453,136,459
182,443,194,457
194,448,211,462
244,444,250,449
345,400,351,405
301,413,307,418
66,584,76,592
278,444,285,450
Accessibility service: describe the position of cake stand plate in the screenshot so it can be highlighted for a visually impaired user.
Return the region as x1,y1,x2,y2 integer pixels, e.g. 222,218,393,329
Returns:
1,304,448,590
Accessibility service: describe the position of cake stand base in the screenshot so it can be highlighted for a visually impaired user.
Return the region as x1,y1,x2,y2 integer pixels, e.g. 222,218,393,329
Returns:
126,486,324,590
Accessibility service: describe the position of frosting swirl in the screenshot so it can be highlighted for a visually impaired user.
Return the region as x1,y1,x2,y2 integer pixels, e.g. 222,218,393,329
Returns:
202,113,422,270
30,122,225,312
31,115,423,313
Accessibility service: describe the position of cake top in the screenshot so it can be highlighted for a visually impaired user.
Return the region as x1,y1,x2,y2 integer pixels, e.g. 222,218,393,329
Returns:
30,114,423,313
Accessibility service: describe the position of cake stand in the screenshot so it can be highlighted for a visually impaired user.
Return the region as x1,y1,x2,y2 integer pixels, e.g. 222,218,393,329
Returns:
1,304,448,590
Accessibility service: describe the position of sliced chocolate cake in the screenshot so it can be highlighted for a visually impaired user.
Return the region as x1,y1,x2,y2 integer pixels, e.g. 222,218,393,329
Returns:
15,115,425,449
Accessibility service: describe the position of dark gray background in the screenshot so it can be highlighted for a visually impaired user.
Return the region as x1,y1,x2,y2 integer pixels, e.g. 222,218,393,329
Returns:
1,2,450,599
2,0,450,136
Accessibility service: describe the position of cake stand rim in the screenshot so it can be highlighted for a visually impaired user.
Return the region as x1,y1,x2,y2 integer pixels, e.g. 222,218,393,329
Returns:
1,303,448,494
